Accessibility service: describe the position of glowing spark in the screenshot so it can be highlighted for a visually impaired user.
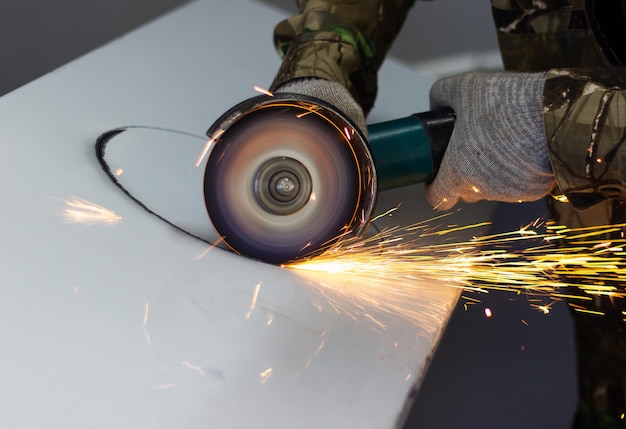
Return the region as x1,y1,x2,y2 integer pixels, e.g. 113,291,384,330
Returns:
61,196,121,225
472,186,481,193
114,168,124,177
533,304,551,315
371,206,400,223
552,194,570,203
195,130,223,167
343,126,352,140
196,236,226,260
521,319,529,326
484,308,493,318
309,192,317,201
181,361,205,376
573,308,605,316
266,314,273,325
260,367,273,384
246,283,262,320
142,302,151,345
306,335,326,369
299,241,313,252
153,384,176,391
287,215,626,327
253,85,273,97
296,104,321,118
143,302,149,326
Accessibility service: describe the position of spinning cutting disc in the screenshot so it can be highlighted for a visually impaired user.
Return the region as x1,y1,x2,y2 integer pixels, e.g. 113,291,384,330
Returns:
204,95,376,264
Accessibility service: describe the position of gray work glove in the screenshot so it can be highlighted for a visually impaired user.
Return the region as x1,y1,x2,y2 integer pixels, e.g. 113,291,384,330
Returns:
274,77,368,138
425,72,555,210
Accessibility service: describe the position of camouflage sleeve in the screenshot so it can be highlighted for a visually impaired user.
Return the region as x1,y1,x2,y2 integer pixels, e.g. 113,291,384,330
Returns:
269,0,415,116
491,0,611,72
542,68,626,210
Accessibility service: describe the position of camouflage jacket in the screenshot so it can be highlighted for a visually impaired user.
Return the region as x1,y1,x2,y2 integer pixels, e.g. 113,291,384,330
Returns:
491,3,626,427
271,1,626,427
270,0,626,214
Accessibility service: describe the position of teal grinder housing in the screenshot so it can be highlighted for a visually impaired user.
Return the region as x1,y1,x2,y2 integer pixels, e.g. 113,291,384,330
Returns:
367,108,455,191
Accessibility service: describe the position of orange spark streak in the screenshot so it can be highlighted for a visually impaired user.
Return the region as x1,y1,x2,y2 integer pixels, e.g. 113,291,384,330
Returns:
306,335,326,369
253,85,273,97
246,283,262,320
196,236,226,260
195,130,223,167
260,367,273,384
60,196,121,225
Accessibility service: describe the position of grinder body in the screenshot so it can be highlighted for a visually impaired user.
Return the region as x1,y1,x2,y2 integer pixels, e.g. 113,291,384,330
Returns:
368,109,454,191
203,94,454,264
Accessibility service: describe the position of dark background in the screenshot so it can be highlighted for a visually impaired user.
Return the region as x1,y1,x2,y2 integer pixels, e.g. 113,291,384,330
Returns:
1,1,578,427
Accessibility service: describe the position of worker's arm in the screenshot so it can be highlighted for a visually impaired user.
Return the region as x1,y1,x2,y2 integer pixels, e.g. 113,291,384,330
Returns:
423,68,626,211
424,71,554,210
543,67,626,210
428,1,626,210
269,0,415,116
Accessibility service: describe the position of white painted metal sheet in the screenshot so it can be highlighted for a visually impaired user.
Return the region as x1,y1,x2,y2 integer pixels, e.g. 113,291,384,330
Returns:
0,1,495,427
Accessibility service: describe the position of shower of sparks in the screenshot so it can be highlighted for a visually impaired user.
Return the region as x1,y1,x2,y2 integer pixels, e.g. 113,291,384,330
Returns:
253,85,273,97
60,196,121,225
287,213,626,327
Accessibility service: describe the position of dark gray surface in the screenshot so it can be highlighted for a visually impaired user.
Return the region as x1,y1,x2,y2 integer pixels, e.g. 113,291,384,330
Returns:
0,0,497,96
0,0,191,96
260,0,499,64
403,200,578,429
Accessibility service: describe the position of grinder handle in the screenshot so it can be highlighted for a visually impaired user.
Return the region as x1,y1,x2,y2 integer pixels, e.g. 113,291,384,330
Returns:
366,107,455,192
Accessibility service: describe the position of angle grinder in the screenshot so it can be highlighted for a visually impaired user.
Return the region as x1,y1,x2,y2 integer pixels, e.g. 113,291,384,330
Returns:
203,93,454,264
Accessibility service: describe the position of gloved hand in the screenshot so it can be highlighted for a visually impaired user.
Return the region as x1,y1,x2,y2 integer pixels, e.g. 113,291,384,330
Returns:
425,72,555,210
274,77,368,138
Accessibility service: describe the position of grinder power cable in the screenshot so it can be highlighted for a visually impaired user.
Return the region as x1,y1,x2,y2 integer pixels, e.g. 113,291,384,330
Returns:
203,93,454,264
